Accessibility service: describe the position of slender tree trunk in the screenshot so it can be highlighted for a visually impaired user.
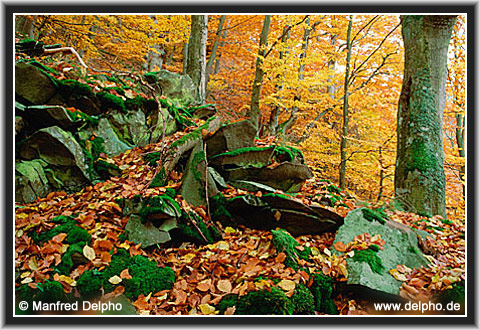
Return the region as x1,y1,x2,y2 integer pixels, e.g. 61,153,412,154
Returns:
395,15,456,218
182,42,188,74
339,16,353,190
205,15,226,90
214,26,228,75
456,113,465,194
327,34,337,99
248,15,271,131
186,15,208,103
268,25,291,135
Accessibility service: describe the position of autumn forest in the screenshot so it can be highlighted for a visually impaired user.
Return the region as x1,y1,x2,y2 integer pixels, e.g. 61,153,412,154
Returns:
13,13,467,318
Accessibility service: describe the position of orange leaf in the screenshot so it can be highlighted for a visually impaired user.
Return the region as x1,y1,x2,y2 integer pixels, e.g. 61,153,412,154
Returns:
275,252,286,263
334,241,347,252
120,268,132,279
197,279,211,292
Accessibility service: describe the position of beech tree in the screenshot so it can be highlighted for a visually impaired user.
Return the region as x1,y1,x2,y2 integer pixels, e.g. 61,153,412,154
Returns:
186,15,208,103
395,15,457,218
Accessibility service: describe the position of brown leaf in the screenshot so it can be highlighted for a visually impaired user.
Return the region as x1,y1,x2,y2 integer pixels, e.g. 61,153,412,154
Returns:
217,279,232,293
274,210,281,221
83,245,96,261
197,279,211,292
174,289,188,305
225,306,236,315
120,268,132,279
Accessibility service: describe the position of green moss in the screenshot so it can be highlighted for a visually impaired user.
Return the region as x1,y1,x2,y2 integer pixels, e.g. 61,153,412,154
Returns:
143,152,162,166
216,293,239,314
291,283,315,315
272,229,310,271
263,193,292,200
33,215,91,245
57,79,94,97
191,150,206,181
362,208,388,225
65,108,99,127
149,168,166,188
102,86,125,96
102,249,131,293
210,193,232,222
178,211,221,244
96,91,127,113
369,244,381,252
95,160,121,179
77,269,103,298
165,188,176,198
17,58,60,76
158,97,194,127
353,248,385,274
123,255,175,300
125,96,158,114
35,280,65,303
310,273,338,314
236,287,293,315
436,280,465,305
170,116,218,150
57,241,86,275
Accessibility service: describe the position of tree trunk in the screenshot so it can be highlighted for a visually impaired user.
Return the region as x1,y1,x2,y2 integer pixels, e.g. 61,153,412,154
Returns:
395,15,456,218
456,113,465,194
339,16,353,190
205,15,226,90
268,25,291,135
186,15,208,103
248,15,271,131
214,25,228,75
182,42,188,75
15,15,34,39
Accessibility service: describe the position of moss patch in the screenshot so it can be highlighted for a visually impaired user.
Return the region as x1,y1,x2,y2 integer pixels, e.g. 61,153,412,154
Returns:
235,287,293,315
143,152,161,166
309,272,338,314
76,269,104,298
362,208,388,225
272,228,311,271
178,211,221,244
353,247,385,274
96,91,127,113
138,195,182,223
56,79,94,98
291,283,315,315
32,215,91,245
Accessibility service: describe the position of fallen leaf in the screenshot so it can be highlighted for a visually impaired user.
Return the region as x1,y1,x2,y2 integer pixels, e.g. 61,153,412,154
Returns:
83,245,96,261
108,275,122,285
197,279,212,292
274,210,281,221
277,279,296,291
225,306,236,315
199,304,216,315
389,269,408,282
217,279,232,293
120,268,132,279
334,241,347,252
224,227,236,234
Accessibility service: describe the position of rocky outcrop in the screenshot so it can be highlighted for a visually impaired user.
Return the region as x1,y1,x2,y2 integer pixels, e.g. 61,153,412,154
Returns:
332,208,430,296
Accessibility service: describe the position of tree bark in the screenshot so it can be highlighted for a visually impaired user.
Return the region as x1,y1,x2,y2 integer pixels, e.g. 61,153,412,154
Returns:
205,15,226,90
248,15,271,131
186,15,208,103
339,16,353,190
394,15,456,218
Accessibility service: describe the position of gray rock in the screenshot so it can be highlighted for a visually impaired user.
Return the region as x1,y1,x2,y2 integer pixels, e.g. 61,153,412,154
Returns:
227,194,344,236
333,208,430,295
149,106,178,143
82,118,131,156
205,120,257,158
179,141,218,207
108,109,147,146
15,62,57,105
225,162,313,193
18,126,90,180
15,159,51,203
124,215,172,248
145,70,199,106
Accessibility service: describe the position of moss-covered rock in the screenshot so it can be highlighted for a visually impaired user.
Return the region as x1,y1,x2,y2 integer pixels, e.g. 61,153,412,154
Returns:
235,287,293,315
309,273,338,314
291,283,315,315
77,269,104,298
123,255,175,300
362,208,388,225
96,91,127,113
352,247,385,274
33,215,91,245
272,228,311,271
216,293,239,314
177,211,221,245
57,241,87,275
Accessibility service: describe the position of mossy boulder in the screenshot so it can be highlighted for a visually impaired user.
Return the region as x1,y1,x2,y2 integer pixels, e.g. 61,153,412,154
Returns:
291,283,315,315
15,159,51,203
309,273,338,314
205,120,257,158
235,287,294,315
144,70,199,106
272,228,311,271
15,62,58,105
333,207,430,296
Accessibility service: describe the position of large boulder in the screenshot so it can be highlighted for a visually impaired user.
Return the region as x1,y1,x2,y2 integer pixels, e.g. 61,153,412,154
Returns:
124,215,172,248
79,118,131,157
144,70,199,106
225,193,344,236
179,141,219,207
15,159,51,203
15,62,57,105
333,208,430,295
108,110,148,146
205,120,257,158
